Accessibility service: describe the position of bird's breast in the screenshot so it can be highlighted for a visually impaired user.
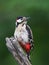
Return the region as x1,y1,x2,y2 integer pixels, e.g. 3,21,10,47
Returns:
14,27,29,43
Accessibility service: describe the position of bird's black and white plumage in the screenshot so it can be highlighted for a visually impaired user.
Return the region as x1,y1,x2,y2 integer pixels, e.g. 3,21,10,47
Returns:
14,16,34,60
26,25,34,48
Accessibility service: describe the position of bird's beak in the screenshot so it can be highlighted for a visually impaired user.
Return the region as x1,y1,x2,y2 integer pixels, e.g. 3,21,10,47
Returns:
23,17,30,21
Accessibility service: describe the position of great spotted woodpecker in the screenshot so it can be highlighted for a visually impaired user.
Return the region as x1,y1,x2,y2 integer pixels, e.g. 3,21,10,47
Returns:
14,16,34,60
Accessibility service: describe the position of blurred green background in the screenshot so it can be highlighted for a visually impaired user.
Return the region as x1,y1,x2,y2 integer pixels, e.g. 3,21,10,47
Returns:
0,0,49,65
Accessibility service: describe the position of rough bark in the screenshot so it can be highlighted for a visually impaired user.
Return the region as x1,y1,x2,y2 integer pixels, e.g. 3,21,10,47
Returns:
5,37,32,65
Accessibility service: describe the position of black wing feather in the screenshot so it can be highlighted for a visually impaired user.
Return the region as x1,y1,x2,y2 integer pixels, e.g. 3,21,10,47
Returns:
26,25,34,43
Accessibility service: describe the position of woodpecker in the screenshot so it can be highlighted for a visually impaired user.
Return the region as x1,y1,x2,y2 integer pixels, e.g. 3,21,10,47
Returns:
14,16,34,60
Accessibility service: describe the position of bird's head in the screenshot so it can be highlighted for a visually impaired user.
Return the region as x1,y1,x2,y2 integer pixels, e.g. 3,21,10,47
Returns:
15,16,30,27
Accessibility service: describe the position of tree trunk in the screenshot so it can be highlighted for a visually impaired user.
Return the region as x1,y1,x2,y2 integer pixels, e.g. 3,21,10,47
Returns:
5,37,32,65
